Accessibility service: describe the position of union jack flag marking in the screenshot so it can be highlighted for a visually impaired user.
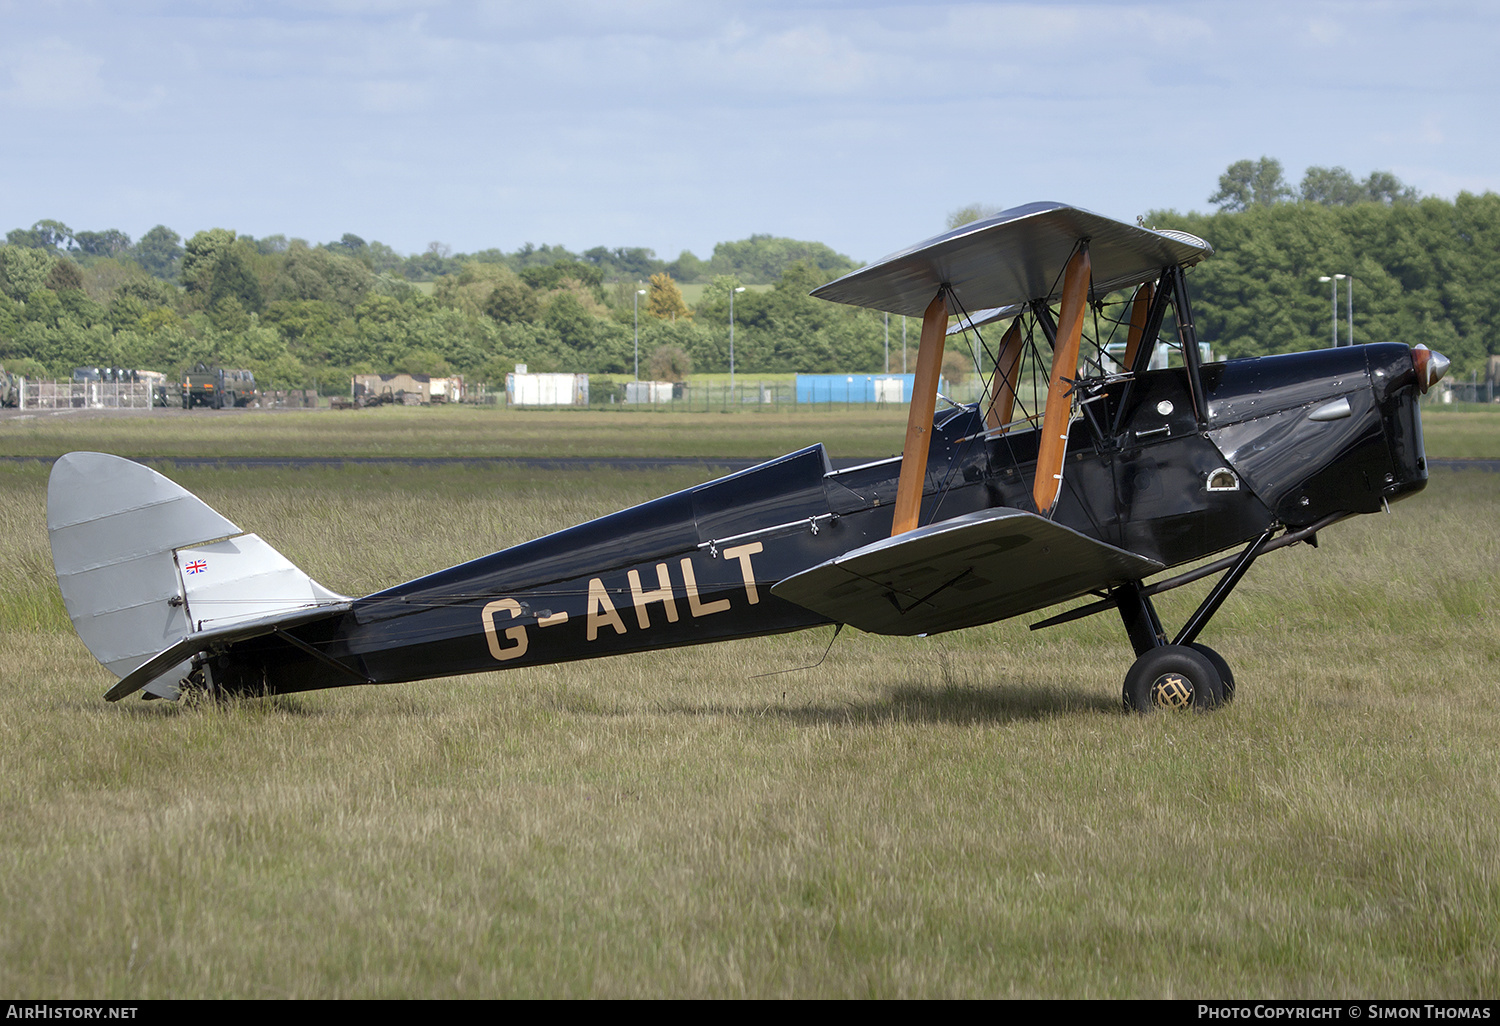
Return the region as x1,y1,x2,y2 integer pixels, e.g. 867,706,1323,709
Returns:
185,560,207,575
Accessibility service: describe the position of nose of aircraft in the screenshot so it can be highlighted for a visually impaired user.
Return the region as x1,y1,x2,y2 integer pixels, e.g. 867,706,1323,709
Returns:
1411,344,1451,394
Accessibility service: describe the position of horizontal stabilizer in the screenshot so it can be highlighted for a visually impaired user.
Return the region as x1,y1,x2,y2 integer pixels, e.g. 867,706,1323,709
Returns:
103,601,353,702
771,507,1162,635
178,533,348,634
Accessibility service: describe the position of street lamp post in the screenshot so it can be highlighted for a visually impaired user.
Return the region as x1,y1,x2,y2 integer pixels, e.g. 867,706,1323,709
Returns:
1317,273,1349,346
633,288,646,381
729,286,746,395
1345,275,1354,347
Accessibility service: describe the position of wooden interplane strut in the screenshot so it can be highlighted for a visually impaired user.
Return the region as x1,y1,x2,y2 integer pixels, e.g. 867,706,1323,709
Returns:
1123,282,1153,371
1032,246,1091,515
890,291,949,537
986,318,1026,432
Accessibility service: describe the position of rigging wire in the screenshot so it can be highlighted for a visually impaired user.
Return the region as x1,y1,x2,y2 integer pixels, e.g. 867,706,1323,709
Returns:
923,240,1143,542
749,623,844,678
925,244,1077,523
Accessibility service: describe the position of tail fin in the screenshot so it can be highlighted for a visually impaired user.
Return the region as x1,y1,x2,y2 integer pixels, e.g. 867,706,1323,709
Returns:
48,452,348,700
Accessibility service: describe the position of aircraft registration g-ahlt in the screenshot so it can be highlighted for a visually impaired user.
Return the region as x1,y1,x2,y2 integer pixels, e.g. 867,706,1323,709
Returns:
49,202,1450,712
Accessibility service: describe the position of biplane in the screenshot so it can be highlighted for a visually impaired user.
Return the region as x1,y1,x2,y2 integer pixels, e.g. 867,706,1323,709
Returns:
49,202,1449,711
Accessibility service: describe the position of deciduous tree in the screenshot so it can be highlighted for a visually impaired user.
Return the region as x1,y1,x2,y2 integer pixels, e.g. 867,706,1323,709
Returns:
1300,166,1364,206
647,272,692,321
7,220,75,252
134,226,183,281
44,260,84,293
483,277,540,324
648,344,691,381
1210,158,1293,212
0,247,56,300
74,229,132,258
1364,171,1419,206
181,228,236,294
206,245,263,314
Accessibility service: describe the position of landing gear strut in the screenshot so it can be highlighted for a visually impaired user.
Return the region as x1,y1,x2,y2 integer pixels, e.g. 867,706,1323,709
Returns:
1111,528,1274,713
1030,525,1311,713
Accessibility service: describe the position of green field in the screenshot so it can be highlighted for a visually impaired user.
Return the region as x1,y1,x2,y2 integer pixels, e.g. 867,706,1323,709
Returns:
678,282,773,306
1418,406,1500,459
2,401,1495,461
0,405,912,461
1,408,1497,997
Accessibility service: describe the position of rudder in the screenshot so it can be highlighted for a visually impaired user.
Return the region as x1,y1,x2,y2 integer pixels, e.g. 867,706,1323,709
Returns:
48,452,347,699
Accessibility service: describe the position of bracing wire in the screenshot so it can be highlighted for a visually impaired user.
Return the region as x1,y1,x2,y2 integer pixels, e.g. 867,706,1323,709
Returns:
749,623,844,678
927,240,1144,536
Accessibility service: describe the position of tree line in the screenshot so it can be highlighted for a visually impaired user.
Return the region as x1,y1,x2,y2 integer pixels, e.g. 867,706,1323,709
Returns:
1,162,1495,389
0,222,882,387
1154,159,1497,371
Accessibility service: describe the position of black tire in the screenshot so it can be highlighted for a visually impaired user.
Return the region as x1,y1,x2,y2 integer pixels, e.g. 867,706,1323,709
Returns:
1122,644,1225,713
1189,643,1235,703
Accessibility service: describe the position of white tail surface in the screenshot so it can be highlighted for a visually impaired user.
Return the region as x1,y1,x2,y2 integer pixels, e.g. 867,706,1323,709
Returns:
48,452,348,698
176,533,347,633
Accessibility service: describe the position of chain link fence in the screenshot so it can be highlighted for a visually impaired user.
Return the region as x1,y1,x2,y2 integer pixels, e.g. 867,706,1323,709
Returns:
1432,381,1498,405
14,380,154,410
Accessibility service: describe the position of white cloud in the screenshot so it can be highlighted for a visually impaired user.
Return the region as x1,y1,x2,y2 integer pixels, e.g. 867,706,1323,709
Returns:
2,1,1498,260
1301,15,1343,46
706,23,880,97
1373,115,1447,149
356,78,430,114
1,36,110,111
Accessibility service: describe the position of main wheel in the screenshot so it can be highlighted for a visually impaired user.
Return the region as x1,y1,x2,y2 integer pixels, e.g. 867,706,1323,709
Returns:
1188,643,1235,703
1123,644,1225,713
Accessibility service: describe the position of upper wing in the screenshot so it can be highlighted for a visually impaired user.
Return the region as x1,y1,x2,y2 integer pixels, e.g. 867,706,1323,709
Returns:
811,201,1212,318
771,507,1162,636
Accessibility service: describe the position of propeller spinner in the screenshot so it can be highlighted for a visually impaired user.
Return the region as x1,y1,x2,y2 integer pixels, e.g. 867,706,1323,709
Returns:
1411,344,1451,393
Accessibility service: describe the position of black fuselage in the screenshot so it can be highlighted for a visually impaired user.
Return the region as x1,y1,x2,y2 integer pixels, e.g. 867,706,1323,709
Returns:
213,342,1427,696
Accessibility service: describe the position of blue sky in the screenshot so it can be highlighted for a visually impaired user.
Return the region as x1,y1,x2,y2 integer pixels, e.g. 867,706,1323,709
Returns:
2,1,1496,265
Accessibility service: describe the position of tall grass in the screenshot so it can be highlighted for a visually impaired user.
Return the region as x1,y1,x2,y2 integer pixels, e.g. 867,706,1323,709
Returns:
1418,405,1500,459
1,460,1496,997
2,402,1494,460
0,405,911,460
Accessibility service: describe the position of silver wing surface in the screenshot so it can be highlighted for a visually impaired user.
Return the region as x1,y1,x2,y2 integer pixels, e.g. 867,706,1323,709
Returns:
812,201,1211,318
946,303,1023,336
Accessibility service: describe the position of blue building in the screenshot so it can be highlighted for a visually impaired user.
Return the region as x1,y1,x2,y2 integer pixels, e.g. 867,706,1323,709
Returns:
795,373,944,404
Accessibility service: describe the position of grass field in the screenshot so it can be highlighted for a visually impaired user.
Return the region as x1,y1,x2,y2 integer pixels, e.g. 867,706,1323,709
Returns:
0,405,911,461
1,400,1496,461
1417,406,1500,458
678,282,773,306
1,408,1497,997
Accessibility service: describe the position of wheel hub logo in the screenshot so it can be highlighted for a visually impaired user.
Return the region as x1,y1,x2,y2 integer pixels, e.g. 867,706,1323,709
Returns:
1152,672,1193,708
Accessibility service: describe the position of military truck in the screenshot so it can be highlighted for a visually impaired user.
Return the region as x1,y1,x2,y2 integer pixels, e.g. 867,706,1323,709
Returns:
182,364,256,409
0,366,19,408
